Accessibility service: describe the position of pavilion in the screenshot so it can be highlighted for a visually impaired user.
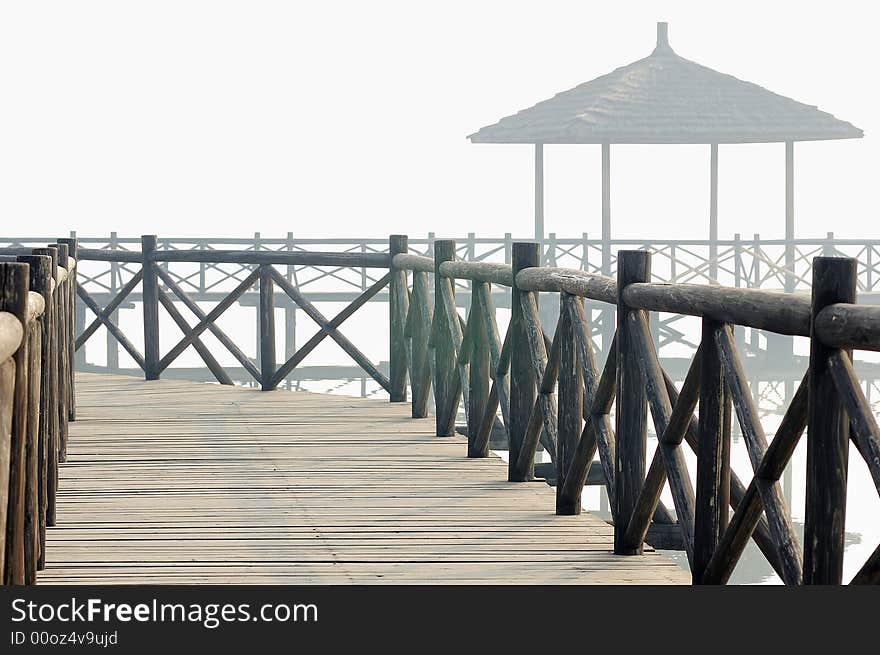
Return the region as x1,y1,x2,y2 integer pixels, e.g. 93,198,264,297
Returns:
469,22,863,285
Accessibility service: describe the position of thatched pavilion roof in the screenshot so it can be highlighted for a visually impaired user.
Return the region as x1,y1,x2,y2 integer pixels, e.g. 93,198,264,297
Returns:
469,23,863,145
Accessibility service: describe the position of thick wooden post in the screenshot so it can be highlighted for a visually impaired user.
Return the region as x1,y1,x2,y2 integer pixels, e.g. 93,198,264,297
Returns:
54,244,70,463
1,261,30,585
615,250,650,554
557,293,583,514
259,264,276,391
18,255,52,575
804,256,856,584
141,235,160,380
467,285,490,458
693,317,731,582
433,240,457,436
57,237,77,422
389,235,409,402
33,248,58,530
509,242,540,481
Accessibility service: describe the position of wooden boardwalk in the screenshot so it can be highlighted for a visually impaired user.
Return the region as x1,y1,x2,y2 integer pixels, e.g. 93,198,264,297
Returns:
38,373,686,584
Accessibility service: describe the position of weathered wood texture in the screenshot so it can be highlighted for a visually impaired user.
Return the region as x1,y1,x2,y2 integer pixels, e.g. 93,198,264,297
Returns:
614,251,649,555
509,243,540,481
804,257,856,585
37,373,687,585
389,235,409,402
1,262,30,584
433,241,459,437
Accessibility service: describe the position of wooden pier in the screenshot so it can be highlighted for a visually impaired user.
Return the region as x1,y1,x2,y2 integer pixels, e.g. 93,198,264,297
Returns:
2,234,880,586
40,373,685,584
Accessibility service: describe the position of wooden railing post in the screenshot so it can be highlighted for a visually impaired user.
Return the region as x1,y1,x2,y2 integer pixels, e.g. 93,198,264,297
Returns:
557,292,583,514
0,261,30,585
259,264,276,391
33,248,58,531
57,238,77,422
433,240,457,436
804,256,856,584
467,283,490,458
614,250,650,554
509,241,539,481
17,254,52,577
53,244,70,464
141,235,160,380
389,235,409,402
693,316,731,582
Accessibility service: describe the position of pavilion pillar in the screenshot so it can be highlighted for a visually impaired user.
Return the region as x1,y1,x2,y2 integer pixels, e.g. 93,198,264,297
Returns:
785,141,795,293
709,144,718,283
601,143,614,358
534,143,544,245
601,143,611,275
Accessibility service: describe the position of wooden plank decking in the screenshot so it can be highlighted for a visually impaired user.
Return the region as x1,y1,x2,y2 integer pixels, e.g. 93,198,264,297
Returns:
38,373,687,584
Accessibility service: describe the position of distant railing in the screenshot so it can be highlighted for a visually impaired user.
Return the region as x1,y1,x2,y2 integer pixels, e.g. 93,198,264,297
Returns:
0,242,76,585
69,236,392,391
390,236,880,585
6,232,880,383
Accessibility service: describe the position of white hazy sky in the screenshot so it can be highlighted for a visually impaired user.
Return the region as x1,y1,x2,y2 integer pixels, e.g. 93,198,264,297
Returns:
0,1,875,240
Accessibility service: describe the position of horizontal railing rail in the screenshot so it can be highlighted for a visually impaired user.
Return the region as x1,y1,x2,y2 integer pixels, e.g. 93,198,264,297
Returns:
0,242,76,585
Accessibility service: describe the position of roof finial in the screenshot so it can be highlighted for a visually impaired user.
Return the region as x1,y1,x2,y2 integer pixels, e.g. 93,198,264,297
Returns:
654,22,671,54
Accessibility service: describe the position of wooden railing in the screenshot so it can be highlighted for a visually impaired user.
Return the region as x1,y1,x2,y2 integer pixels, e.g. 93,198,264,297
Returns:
74,235,391,391
0,241,76,585
390,237,880,585
5,233,880,585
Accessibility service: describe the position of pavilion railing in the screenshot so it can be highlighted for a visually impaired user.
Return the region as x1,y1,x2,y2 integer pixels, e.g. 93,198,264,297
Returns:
390,236,880,585
0,243,76,585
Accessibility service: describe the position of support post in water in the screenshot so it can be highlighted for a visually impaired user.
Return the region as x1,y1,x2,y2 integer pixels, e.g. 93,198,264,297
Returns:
615,250,650,554
509,241,540,481
804,256,856,584
389,235,409,402
141,235,160,380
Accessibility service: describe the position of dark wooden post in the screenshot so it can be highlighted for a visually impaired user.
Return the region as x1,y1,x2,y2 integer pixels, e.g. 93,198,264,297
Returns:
557,293,583,514
615,250,650,554
433,240,457,436
57,237,77,422
509,242,539,481
33,248,58,530
18,254,52,574
141,235,160,380
693,317,731,582
467,285,490,458
54,244,70,463
259,264,276,391
389,235,409,402
804,256,856,584
1,261,30,585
